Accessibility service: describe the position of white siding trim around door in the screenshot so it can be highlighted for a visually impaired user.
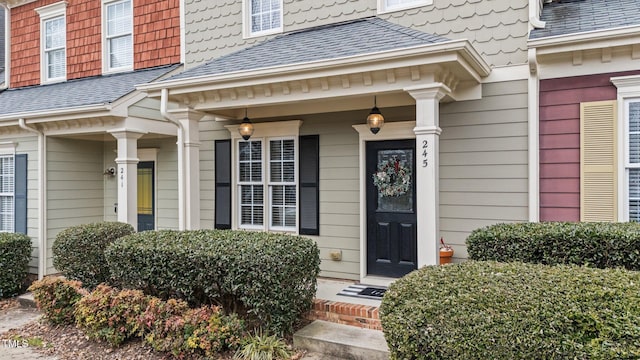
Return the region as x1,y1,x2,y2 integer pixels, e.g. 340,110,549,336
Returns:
352,121,416,284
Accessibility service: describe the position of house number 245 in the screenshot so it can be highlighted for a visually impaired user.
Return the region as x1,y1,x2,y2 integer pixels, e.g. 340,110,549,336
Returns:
422,140,428,167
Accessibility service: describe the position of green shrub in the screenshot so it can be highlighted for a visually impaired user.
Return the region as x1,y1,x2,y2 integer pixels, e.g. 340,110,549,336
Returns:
52,222,134,289
106,229,320,335
466,222,640,270
0,232,32,298
380,261,640,360
74,284,149,346
139,298,244,358
28,277,86,325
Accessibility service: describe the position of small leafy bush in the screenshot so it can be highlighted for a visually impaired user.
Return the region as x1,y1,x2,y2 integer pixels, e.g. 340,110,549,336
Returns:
380,261,640,359
74,284,149,346
139,298,244,358
137,297,191,354
466,222,640,270
234,331,292,360
0,232,32,298
106,229,320,335
52,222,134,289
28,277,86,325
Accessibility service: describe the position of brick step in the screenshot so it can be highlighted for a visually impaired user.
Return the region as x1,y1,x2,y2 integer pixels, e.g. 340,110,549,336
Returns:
306,299,381,330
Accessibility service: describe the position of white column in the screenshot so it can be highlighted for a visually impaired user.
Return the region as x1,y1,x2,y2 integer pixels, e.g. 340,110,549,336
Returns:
172,109,204,230
406,84,449,266
109,129,146,230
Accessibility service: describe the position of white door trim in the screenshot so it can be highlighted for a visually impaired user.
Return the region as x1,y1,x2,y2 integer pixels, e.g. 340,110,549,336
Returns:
352,121,416,283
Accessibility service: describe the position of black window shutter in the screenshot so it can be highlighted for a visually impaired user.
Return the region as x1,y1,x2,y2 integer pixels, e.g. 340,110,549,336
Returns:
14,154,27,234
215,140,232,229
299,135,319,235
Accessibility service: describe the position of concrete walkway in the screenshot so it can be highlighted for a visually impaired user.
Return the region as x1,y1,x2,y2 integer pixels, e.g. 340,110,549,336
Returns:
0,307,58,360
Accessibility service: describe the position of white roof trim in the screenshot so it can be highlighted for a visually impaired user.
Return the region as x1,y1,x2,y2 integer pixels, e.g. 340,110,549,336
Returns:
0,103,111,122
529,24,640,53
138,39,491,93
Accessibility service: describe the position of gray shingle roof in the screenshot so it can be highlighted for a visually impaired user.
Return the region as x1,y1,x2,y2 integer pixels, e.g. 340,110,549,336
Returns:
530,0,640,39
169,17,449,81
0,64,178,117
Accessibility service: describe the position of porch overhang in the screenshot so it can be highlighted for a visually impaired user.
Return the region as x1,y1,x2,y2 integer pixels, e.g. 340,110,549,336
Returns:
139,39,490,118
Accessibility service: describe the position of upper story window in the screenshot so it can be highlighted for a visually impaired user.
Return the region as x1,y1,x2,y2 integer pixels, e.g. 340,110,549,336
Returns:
103,0,133,73
244,0,283,38
378,0,432,14
36,2,67,83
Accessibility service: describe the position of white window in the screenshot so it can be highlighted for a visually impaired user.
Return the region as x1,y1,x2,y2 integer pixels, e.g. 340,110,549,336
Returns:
0,155,14,233
238,140,264,228
625,100,640,221
378,0,432,14
228,120,301,232
236,138,297,231
104,0,133,72
244,0,283,38
36,2,67,83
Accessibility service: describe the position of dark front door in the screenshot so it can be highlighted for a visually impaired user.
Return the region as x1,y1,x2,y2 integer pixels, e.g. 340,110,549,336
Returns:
137,161,155,231
366,140,417,278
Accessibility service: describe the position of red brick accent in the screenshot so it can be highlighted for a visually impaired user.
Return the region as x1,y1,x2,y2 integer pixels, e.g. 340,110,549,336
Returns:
306,299,382,330
539,70,640,221
9,0,181,89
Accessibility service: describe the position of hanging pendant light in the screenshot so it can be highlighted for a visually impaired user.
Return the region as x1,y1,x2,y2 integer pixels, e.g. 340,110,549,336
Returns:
367,96,385,134
238,108,254,140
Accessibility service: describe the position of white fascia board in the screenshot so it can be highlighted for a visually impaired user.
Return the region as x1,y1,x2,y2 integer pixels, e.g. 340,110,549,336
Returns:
137,39,491,95
0,103,111,122
529,25,640,54
0,0,36,8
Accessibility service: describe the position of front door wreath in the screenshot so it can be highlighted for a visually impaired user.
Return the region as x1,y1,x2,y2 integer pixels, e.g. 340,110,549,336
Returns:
372,156,412,197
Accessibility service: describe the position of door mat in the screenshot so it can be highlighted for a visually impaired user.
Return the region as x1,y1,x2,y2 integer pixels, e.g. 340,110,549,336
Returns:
337,284,387,300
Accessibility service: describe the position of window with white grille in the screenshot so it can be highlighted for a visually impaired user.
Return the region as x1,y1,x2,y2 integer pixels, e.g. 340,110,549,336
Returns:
236,138,297,231
626,100,640,221
44,16,66,81
244,0,283,37
36,2,67,83
104,0,133,72
0,155,15,233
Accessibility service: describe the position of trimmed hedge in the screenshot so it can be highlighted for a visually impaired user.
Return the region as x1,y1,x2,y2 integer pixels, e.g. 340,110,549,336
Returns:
105,229,320,335
380,261,640,359
52,222,135,288
466,222,640,270
0,233,32,298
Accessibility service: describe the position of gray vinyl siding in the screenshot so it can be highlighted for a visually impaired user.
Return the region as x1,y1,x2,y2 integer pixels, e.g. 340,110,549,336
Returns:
103,142,118,222
439,79,529,259
46,138,104,274
184,0,528,69
11,136,39,274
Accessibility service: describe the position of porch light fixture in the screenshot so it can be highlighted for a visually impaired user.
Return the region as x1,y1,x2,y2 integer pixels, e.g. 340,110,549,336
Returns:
238,108,254,140
367,96,384,134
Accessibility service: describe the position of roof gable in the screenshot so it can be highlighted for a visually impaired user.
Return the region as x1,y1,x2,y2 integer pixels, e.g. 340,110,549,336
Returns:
530,0,640,39
170,17,449,81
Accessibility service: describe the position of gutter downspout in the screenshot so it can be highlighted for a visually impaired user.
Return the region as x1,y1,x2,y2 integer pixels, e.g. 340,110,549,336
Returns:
160,88,185,230
528,48,540,222
18,118,46,279
1,4,10,89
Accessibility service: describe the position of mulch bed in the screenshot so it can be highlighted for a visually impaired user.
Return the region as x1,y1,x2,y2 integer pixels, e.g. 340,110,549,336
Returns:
0,297,307,360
